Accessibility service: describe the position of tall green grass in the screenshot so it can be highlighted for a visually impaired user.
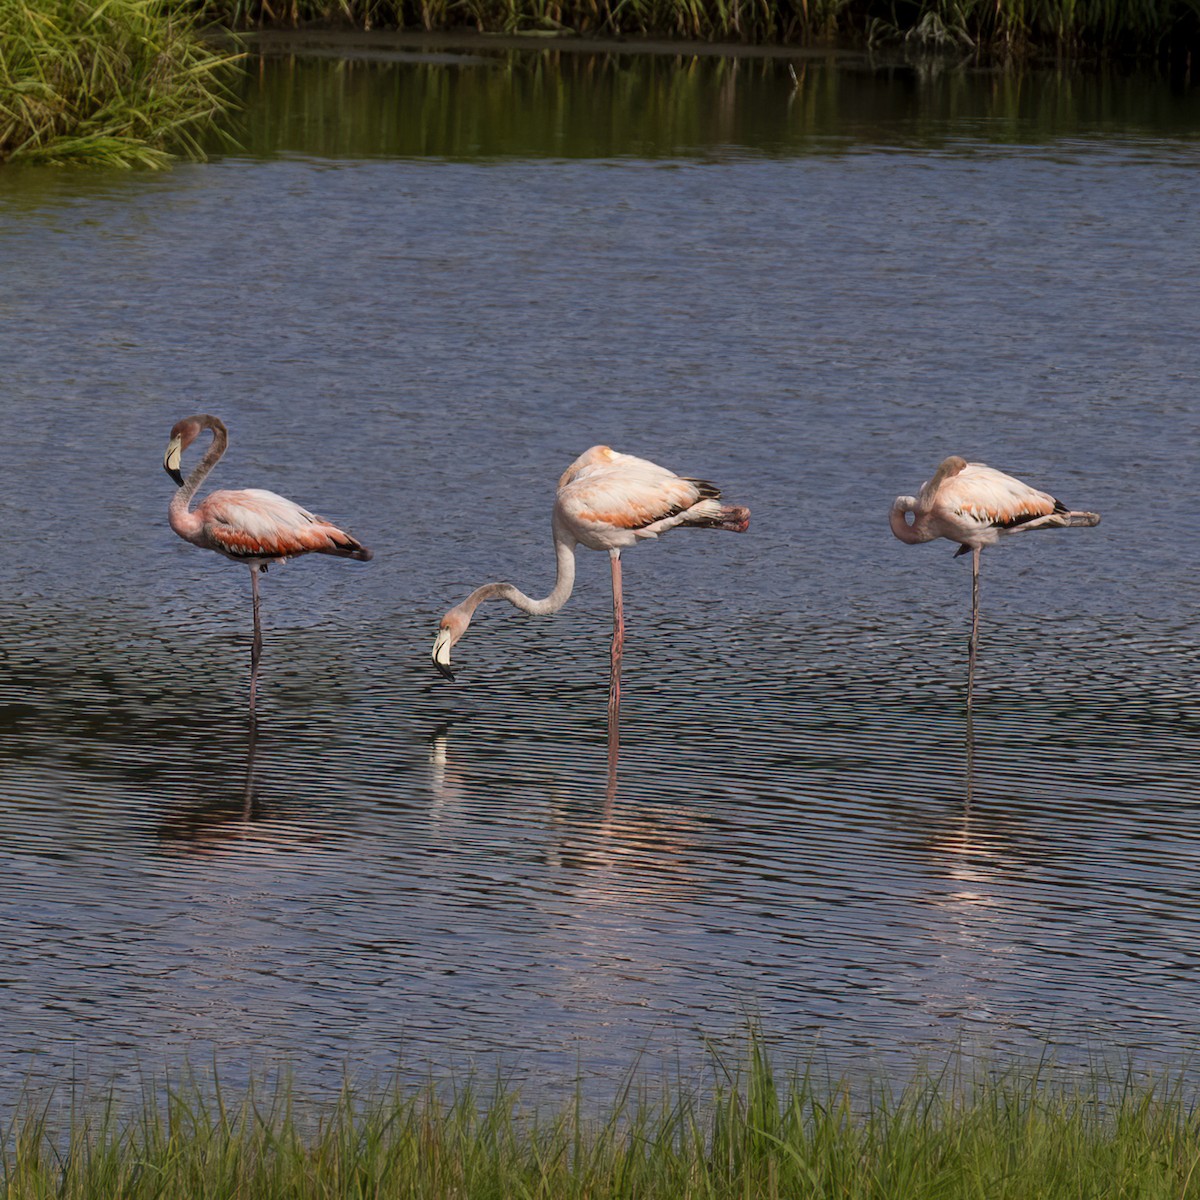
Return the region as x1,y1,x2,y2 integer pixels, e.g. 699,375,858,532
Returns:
0,0,240,168
864,0,1200,54
206,0,1200,56
7,1044,1200,1198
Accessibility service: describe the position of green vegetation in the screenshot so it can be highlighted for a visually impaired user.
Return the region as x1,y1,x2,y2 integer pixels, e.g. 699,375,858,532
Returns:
0,0,239,168
7,1045,1200,1198
210,0,1200,59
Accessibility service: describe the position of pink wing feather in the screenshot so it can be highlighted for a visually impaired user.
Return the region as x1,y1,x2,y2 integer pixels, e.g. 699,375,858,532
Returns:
556,447,707,536
937,464,1058,527
195,488,369,561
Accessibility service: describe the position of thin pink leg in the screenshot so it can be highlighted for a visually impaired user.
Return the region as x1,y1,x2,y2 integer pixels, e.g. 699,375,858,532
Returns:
249,565,263,715
967,546,980,712
607,550,623,774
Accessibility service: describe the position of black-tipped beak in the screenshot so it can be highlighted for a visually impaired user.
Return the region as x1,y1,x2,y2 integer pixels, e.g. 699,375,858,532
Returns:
432,628,456,680
164,436,184,486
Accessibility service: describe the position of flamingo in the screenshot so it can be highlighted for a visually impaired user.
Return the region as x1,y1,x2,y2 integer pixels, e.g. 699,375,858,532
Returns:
164,414,372,712
890,455,1100,708
431,445,750,756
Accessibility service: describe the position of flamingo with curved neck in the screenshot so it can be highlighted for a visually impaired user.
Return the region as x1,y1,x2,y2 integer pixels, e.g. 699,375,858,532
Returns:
890,455,1100,709
432,445,750,766
164,414,372,713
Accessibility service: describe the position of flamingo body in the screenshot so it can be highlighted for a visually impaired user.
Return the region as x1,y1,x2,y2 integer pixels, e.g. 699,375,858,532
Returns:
172,486,370,564
890,455,1099,709
555,445,750,550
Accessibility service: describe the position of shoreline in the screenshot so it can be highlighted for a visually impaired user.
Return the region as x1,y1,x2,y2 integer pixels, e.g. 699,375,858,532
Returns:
237,27,876,61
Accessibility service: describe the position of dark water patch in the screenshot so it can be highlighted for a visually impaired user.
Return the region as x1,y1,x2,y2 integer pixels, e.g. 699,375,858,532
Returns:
224,44,1200,161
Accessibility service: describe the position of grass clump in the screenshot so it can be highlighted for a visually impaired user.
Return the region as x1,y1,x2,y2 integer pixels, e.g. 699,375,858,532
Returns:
7,1043,1200,1198
863,0,1200,56
0,0,240,168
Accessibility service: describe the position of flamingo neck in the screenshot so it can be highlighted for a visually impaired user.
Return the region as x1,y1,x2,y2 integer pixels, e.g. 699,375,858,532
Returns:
458,526,578,623
169,417,228,539
889,496,930,545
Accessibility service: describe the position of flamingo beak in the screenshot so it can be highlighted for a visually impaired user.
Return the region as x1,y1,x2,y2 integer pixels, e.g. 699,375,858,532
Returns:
432,628,455,681
164,436,184,486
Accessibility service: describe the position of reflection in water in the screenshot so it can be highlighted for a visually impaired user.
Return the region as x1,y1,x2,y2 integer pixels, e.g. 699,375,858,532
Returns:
427,718,701,907
226,40,1200,161
156,717,327,859
965,709,975,808
606,704,619,807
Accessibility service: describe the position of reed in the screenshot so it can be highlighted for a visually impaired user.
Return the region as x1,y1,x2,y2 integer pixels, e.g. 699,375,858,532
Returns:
6,1043,1200,1198
201,0,1200,56
0,0,240,168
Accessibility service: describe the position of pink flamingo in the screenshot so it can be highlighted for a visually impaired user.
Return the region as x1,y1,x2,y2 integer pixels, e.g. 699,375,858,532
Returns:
890,455,1100,708
432,445,750,754
164,414,372,712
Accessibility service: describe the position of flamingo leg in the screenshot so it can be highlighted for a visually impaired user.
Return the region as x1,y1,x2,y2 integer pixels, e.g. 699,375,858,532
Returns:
967,546,980,711
249,564,264,714
607,550,623,767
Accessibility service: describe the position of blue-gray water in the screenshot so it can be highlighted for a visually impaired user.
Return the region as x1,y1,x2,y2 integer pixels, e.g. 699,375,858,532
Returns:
0,43,1197,1102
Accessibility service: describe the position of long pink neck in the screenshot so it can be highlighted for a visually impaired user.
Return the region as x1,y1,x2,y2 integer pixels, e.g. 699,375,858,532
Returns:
169,418,227,541
889,496,931,545
458,527,578,621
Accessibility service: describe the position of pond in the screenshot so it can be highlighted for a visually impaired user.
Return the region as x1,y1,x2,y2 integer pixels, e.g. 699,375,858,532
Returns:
0,36,1197,1104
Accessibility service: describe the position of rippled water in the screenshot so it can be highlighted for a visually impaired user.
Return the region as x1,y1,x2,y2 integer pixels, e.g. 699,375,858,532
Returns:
0,43,1197,1102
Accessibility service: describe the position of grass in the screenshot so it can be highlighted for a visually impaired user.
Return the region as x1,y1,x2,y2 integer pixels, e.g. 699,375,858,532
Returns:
0,0,240,168
204,0,1200,58
7,1042,1200,1198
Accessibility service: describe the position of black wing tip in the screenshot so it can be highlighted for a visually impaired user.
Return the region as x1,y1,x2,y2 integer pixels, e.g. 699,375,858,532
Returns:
682,476,723,501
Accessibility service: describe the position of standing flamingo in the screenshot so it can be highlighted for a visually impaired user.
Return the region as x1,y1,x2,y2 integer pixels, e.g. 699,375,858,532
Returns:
431,445,750,757
890,455,1100,708
164,414,372,712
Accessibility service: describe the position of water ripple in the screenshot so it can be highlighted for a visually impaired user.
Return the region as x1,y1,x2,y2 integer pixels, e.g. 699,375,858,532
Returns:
1,63,1198,1098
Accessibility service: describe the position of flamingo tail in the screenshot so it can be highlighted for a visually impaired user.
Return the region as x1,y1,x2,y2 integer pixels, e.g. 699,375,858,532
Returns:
1005,508,1101,534
687,504,751,533
324,532,374,561
1048,510,1102,528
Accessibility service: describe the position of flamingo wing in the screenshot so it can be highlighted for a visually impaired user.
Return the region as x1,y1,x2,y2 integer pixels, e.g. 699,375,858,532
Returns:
557,448,709,535
939,463,1060,530
196,488,354,560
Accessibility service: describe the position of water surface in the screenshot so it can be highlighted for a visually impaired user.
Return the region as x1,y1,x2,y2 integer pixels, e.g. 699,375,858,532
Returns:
0,44,1197,1103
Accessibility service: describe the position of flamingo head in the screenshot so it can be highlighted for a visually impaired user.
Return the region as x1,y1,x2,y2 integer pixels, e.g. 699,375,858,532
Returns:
164,415,225,487
888,495,926,545
163,416,203,486
432,607,471,681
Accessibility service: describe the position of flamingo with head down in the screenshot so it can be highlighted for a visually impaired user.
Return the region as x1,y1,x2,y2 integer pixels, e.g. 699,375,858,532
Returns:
890,455,1100,708
164,414,372,712
431,445,750,751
